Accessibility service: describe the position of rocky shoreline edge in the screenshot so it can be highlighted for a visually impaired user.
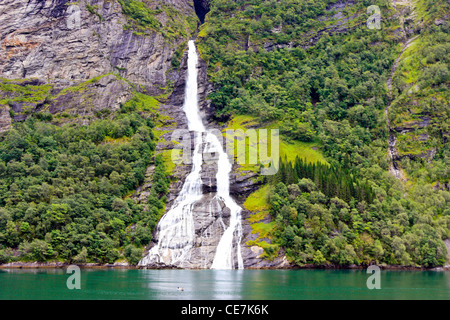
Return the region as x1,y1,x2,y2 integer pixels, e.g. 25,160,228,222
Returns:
1,261,449,271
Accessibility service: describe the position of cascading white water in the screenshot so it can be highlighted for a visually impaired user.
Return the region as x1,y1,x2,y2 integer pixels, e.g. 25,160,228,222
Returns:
139,40,243,269
183,41,205,133
208,132,244,269
138,132,203,266
139,41,204,267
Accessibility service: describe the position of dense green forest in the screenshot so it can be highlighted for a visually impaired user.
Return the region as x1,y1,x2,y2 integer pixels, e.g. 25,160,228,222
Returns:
275,157,376,204
198,0,450,267
0,111,168,264
0,0,448,268
270,164,448,267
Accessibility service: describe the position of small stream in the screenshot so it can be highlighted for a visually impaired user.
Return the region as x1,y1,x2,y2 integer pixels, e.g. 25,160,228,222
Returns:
385,36,417,181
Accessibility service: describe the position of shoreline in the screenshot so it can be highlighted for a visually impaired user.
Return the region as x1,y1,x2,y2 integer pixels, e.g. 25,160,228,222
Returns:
1,261,449,271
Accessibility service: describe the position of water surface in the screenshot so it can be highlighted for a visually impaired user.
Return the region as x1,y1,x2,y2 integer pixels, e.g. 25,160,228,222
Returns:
1,269,449,300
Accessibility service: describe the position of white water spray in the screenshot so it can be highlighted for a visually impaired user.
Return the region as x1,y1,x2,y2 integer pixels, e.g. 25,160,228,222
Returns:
183,41,205,133
139,40,243,269
208,131,244,269
139,41,203,267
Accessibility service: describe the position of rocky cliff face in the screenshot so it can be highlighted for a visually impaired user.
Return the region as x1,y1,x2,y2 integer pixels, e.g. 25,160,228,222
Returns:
1,0,193,87
0,104,12,133
0,0,196,125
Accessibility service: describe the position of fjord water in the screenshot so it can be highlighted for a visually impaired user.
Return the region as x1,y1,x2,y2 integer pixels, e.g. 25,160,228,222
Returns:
1,269,450,300
139,40,243,268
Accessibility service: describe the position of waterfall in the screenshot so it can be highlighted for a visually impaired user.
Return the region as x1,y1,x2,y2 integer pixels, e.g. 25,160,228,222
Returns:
209,131,244,269
183,40,205,133
139,40,243,269
138,131,203,266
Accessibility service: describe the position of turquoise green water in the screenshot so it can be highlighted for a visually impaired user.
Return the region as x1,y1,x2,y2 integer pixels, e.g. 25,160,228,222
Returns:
0,269,449,300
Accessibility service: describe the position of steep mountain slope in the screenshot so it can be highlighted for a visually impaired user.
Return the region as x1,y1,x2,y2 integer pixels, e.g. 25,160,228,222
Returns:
0,0,448,268
0,0,277,267
0,0,202,265
196,0,450,267
387,0,449,185
0,0,197,128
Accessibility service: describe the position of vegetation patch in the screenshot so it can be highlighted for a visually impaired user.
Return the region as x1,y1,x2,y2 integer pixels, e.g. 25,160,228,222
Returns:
0,80,53,109
0,112,169,265
117,0,197,40
86,4,103,21
118,0,161,32
244,184,271,220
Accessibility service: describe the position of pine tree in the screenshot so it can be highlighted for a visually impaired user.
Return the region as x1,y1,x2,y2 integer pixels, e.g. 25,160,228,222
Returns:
273,157,374,204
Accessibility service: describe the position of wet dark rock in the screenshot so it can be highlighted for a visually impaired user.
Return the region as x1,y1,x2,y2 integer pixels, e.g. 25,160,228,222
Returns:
193,0,210,24
0,105,12,133
392,116,432,133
